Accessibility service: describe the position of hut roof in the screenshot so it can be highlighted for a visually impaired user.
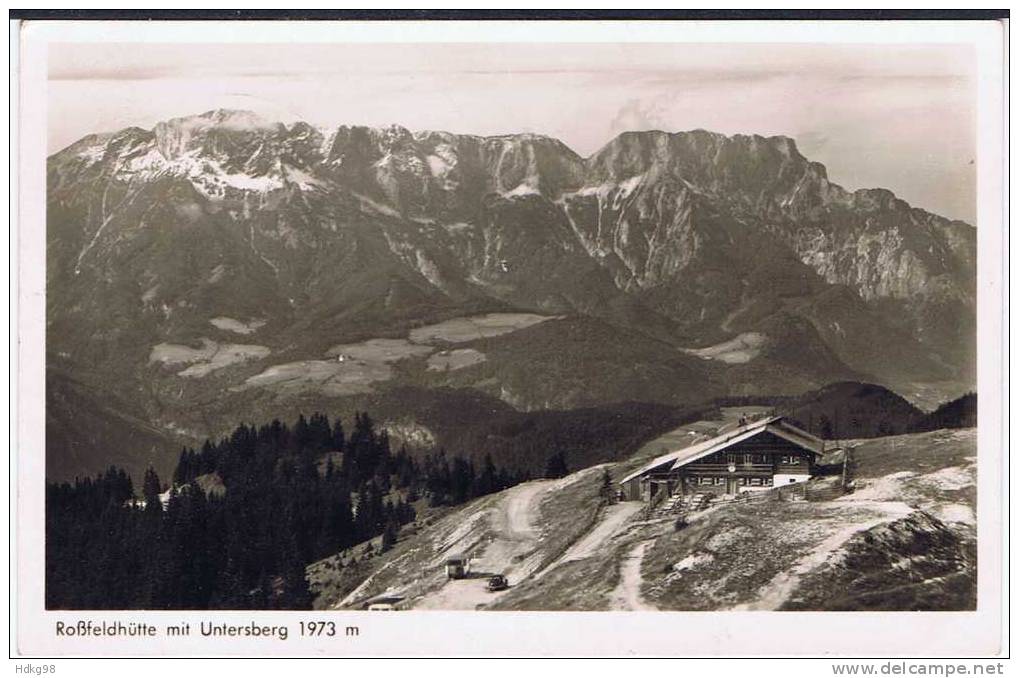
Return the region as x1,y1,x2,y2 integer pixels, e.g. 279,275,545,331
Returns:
619,416,824,485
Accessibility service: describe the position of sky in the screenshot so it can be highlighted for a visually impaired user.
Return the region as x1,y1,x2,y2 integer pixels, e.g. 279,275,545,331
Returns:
48,42,976,223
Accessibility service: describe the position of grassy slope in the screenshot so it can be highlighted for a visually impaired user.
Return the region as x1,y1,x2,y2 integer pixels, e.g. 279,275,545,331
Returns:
309,467,606,610
423,316,723,409
717,381,928,439
318,423,977,612
781,381,925,438
911,393,977,432
639,500,916,610
640,428,977,611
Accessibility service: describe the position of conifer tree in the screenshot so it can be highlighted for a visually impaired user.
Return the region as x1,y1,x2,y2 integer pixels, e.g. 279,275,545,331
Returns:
600,468,614,504
381,517,398,553
142,467,162,515
544,451,569,479
45,408,534,611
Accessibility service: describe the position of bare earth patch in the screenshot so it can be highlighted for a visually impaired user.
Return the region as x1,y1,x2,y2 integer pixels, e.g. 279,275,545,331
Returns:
209,316,266,335
237,316,553,396
641,501,919,611
683,332,768,364
426,348,487,371
609,540,657,610
549,502,643,567
244,338,433,396
408,313,556,344
840,429,977,527
325,338,433,363
239,359,392,396
149,339,270,377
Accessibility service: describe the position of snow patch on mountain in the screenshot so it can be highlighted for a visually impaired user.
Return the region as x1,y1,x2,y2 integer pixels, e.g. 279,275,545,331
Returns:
502,183,541,198
77,144,107,165
573,173,646,201
154,109,276,156
283,165,324,191
175,154,284,197
74,183,147,275
354,192,401,218
118,147,167,175
425,153,451,177
426,144,460,189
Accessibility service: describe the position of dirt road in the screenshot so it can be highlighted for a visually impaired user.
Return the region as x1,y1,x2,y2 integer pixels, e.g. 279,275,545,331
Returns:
543,502,642,571
609,540,656,611
413,479,555,610
733,501,915,611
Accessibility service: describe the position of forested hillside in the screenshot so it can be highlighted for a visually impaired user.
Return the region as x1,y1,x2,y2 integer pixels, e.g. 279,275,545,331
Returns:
910,393,977,432
46,411,526,609
715,381,933,439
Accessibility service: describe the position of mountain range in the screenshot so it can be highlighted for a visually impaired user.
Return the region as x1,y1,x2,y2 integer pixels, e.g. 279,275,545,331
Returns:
46,109,976,481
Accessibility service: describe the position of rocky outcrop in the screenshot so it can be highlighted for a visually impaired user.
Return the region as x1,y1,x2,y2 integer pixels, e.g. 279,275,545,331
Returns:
49,111,974,326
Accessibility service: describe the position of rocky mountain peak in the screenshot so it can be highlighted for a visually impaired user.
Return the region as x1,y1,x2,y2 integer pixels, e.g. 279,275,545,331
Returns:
587,128,812,189
45,112,977,487
150,109,283,162
47,112,975,371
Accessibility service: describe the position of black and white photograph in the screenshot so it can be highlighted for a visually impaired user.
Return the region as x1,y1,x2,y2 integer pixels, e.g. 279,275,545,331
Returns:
12,13,1008,659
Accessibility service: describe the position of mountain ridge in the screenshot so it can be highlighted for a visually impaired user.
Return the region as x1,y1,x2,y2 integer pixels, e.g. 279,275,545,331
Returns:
49,108,976,229
46,109,976,480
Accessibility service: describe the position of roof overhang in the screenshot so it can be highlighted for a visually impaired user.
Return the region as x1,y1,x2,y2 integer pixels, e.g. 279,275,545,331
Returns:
619,416,824,484
669,423,823,471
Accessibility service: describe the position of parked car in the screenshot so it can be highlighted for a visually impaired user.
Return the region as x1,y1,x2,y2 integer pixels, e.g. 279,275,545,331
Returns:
486,575,509,592
367,603,396,611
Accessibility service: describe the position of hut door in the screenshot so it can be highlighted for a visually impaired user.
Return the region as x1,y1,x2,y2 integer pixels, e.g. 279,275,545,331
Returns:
726,477,739,494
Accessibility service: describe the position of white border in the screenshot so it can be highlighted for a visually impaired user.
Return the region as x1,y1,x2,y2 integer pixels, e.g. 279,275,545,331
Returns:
13,18,1008,657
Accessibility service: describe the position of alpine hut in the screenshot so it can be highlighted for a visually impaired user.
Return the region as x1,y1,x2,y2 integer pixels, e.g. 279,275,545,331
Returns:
619,415,825,502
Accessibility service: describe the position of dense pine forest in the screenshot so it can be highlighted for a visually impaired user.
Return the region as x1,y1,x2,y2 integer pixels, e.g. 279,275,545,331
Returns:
910,393,977,432
715,383,977,440
45,411,527,610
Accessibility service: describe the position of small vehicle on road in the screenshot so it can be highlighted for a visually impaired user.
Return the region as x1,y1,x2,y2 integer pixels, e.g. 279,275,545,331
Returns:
486,574,509,592
445,555,471,579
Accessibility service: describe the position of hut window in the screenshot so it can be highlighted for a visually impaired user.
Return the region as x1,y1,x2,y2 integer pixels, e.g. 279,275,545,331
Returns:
714,477,725,485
